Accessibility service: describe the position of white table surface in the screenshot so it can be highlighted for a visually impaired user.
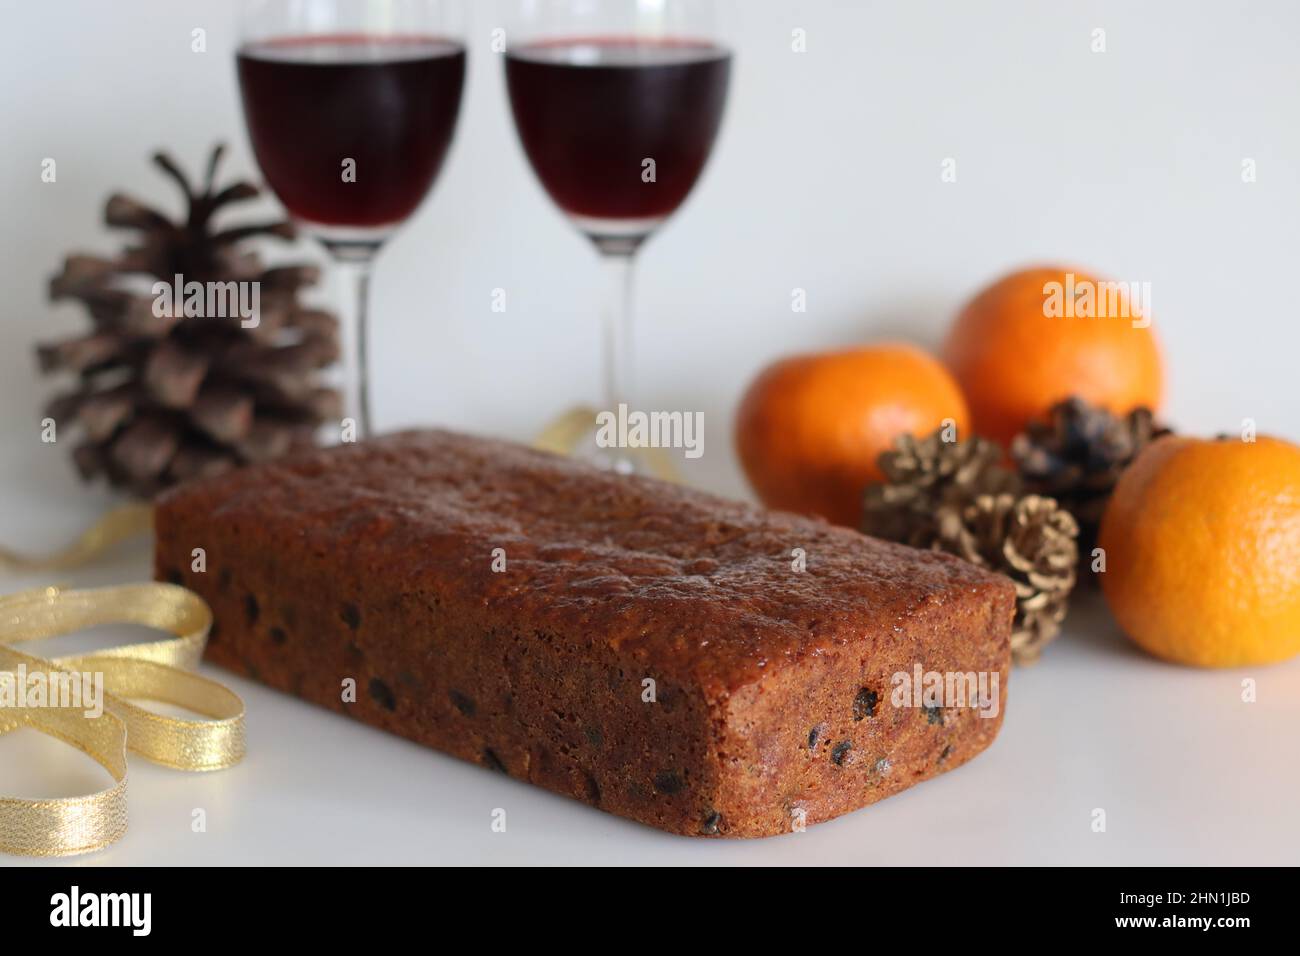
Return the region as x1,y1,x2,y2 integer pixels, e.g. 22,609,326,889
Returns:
3,0,1300,865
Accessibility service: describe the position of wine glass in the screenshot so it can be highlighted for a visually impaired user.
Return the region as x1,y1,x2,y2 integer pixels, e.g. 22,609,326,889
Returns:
235,0,467,439
503,0,731,473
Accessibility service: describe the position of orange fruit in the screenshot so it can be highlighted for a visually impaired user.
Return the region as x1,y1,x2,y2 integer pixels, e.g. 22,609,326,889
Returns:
942,266,1164,446
734,344,969,526
1098,434,1300,667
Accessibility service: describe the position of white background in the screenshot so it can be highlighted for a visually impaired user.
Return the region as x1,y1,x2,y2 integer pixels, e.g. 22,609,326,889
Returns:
2,0,1298,866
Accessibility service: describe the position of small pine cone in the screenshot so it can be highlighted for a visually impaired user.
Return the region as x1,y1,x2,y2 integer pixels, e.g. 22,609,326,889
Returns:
865,428,1080,665
878,429,1018,497
864,429,1020,548
963,493,1078,664
1011,397,1171,571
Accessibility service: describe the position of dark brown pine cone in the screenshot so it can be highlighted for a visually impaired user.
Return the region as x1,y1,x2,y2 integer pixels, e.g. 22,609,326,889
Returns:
1011,397,1171,574
36,145,341,498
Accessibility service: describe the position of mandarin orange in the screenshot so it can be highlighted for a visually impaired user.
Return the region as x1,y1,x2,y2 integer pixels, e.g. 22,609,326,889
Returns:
1098,435,1300,667
943,266,1164,446
735,344,969,526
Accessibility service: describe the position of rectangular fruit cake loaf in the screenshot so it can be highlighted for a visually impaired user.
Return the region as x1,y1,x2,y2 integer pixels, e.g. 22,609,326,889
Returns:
153,429,1014,838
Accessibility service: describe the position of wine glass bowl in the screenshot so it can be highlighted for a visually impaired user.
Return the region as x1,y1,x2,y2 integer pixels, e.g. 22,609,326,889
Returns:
237,34,466,250
502,0,731,472
505,35,731,253
235,0,466,437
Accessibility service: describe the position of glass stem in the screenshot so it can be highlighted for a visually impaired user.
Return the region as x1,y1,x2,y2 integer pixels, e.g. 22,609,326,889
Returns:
334,257,374,441
601,251,636,415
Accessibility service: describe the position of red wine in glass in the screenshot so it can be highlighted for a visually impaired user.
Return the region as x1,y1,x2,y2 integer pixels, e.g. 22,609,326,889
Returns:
505,37,731,235
235,24,466,441
237,34,466,230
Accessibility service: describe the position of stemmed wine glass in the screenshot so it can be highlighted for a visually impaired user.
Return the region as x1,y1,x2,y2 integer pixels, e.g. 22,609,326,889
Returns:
503,0,731,473
235,0,467,439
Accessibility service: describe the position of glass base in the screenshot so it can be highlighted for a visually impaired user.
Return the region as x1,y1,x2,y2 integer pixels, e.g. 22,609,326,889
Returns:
574,427,639,475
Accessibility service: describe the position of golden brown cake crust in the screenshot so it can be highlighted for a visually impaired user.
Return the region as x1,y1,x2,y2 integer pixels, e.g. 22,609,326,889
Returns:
154,429,1015,837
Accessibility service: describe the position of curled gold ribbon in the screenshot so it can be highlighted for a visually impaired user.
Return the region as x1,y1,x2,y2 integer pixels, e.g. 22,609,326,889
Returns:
0,503,153,573
0,583,244,856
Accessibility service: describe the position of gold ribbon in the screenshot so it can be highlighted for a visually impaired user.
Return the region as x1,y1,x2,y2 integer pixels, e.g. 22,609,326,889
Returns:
0,583,244,857
533,405,682,482
0,503,153,573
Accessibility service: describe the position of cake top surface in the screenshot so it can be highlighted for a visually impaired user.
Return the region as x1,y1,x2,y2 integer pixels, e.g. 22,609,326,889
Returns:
158,429,1012,694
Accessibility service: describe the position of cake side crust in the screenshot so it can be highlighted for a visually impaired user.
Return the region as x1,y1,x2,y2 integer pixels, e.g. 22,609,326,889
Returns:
710,582,1013,837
